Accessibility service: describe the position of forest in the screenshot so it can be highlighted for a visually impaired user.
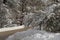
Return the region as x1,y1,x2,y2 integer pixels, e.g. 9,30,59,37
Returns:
0,0,60,40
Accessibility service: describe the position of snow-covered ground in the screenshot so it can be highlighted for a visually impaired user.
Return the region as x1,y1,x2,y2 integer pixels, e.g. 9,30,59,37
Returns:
6,29,60,40
0,25,25,32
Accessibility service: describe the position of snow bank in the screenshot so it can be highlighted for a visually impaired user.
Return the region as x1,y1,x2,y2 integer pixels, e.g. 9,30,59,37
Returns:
0,25,25,32
6,29,60,40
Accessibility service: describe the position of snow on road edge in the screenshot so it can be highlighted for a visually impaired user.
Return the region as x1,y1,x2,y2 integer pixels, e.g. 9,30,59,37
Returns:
0,25,25,32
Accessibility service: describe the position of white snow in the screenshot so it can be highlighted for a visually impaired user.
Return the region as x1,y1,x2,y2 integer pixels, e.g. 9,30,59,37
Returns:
6,29,60,40
0,25,25,32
